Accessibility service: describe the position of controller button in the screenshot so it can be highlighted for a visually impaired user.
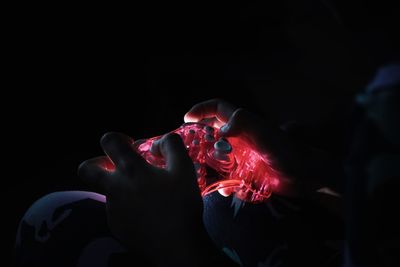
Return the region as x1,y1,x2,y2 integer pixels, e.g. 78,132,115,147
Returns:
188,129,196,135
192,139,200,146
204,126,214,133
205,134,215,142
214,138,232,154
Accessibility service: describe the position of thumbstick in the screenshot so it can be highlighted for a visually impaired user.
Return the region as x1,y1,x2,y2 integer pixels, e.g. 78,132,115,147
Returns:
214,138,232,153
213,138,232,161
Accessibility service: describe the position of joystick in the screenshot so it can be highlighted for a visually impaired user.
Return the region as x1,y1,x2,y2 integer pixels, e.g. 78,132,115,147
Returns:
134,123,279,203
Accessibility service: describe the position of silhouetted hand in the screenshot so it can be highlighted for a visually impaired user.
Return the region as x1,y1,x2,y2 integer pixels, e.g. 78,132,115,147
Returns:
185,99,340,197
78,132,236,266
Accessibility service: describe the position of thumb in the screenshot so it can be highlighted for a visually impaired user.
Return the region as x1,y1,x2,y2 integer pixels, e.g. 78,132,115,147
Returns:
219,108,262,137
218,108,284,164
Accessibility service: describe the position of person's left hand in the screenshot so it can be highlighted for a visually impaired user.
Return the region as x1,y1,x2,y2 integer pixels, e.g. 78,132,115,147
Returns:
78,132,234,266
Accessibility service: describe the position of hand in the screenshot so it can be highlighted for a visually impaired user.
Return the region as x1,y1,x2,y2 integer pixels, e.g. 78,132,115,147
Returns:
78,132,236,266
185,99,340,197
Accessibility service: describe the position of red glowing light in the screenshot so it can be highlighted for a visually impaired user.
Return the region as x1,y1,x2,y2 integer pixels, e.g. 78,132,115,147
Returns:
134,123,280,203
100,159,115,172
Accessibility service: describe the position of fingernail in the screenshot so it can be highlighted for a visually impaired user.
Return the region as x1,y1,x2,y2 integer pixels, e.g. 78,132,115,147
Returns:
220,124,230,134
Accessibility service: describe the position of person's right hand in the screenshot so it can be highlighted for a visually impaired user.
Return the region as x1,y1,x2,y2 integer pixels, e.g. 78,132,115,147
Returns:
184,99,339,198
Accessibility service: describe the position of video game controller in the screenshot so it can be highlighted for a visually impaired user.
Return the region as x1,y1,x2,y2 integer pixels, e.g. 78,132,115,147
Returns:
134,123,279,203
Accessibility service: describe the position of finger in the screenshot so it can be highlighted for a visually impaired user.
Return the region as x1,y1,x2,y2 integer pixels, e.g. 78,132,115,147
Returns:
218,188,234,197
219,108,257,136
220,108,281,154
78,156,114,195
158,133,194,176
184,99,238,124
100,132,146,170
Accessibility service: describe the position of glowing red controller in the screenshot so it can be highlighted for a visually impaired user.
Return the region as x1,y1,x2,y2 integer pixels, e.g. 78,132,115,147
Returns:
134,123,278,203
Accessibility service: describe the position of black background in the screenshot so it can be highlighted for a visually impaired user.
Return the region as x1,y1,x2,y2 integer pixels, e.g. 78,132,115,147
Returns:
4,0,399,264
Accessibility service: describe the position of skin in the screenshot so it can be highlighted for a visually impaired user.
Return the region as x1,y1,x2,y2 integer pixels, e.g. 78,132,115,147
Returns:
185,99,341,197
78,98,341,266
78,131,236,266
